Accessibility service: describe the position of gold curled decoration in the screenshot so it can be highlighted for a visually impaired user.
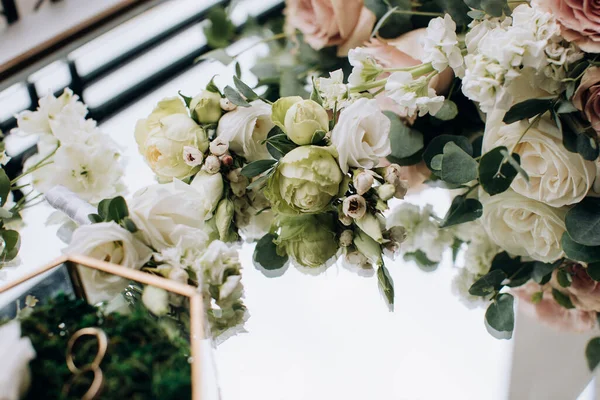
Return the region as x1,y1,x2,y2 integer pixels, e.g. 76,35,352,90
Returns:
62,327,108,400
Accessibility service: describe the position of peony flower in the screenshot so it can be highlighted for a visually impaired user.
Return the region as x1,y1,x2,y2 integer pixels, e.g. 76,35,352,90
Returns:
484,111,595,207
135,97,209,182
573,66,600,135
284,0,376,56
385,72,445,117
216,100,274,162
65,221,153,303
265,146,343,214
128,180,213,251
0,321,36,400
330,98,391,173
420,14,464,77
479,189,567,263
533,0,600,53
275,213,338,268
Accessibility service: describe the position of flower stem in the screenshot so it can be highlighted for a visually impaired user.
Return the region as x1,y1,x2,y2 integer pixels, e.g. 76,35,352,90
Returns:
10,146,58,185
383,63,435,78
349,78,388,93
509,114,542,154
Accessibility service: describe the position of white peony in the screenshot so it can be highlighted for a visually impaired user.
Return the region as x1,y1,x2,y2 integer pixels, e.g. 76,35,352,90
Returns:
216,100,274,162
484,111,595,207
385,72,445,117
0,321,36,400
330,98,391,173
128,179,214,251
317,69,348,109
135,97,208,182
65,221,152,303
479,189,567,263
421,14,464,77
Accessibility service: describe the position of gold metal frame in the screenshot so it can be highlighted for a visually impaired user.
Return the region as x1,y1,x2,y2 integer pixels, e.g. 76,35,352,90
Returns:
0,254,205,400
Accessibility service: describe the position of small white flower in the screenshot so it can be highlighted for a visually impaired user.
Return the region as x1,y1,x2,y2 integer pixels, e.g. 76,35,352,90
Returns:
339,230,353,247
317,69,348,109
421,14,464,77
183,146,204,167
348,48,383,87
385,72,445,117
343,195,367,219
0,151,11,166
0,321,36,400
210,137,229,156
203,154,221,174
353,171,374,195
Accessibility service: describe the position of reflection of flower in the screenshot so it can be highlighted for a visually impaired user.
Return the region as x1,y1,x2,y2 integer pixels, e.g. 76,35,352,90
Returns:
0,321,36,400
573,67,600,135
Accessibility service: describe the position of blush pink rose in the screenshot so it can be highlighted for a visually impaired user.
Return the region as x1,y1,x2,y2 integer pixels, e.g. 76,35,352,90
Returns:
534,0,600,53
573,66,600,135
284,0,376,56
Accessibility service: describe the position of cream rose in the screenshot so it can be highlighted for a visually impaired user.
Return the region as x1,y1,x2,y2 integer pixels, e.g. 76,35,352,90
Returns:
128,179,214,251
330,98,391,173
479,189,567,263
135,97,209,182
483,111,595,207
65,222,152,303
216,101,274,162
284,0,376,56
0,321,36,400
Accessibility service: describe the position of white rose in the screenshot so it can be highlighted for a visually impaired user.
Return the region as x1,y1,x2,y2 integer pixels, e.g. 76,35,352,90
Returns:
128,179,213,251
135,97,208,182
479,189,567,263
0,321,36,400
330,98,391,173
65,221,152,303
484,111,595,207
189,171,224,216
216,100,274,162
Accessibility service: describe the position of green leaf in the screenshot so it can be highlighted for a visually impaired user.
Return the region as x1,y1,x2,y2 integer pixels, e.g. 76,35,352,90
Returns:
233,76,259,102
223,86,251,107
423,135,472,172
205,75,221,94
253,233,288,271
502,97,555,124
246,173,270,191
440,196,483,228
434,100,459,121
439,142,479,185
587,262,600,281
586,338,600,371
310,77,324,106
484,293,514,340
97,198,111,221
386,111,424,162
1,229,20,261
576,134,599,161
452,238,463,262
404,250,439,272
241,159,277,178
122,217,138,233
280,68,308,97
464,0,510,17
266,127,297,159
430,154,443,171
377,265,395,312
311,130,326,145
235,62,242,79
178,91,193,108
0,169,10,207
556,269,572,288
555,100,579,114
88,213,103,224
198,48,234,65
565,198,600,246
499,148,529,183
551,288,575,309
531,260,560,284
531,291,543,304
106,196,129,223
468,269,506,296
561,232,600,263
479,146,518,195
436,0,473,25
203,7,235,49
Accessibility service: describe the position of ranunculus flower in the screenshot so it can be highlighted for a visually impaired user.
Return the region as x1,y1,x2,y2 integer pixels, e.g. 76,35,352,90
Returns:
484,111,595,207
135,97,209,182
128,179,214,251
573,66,600,135
533,0,600,53
65,221,153,303
275,213,338,268
0,321,36,400
265,146,343,214
284,0,376,56
216,100,274,162
331,98,391,173
479,189,567,263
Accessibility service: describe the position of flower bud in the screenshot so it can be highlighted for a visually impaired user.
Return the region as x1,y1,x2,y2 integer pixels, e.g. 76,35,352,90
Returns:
383,164,402,185
353,171,374,195
355,212,384,243
339,230,353,247
394,179,409,199
210,137,229,156
377,183,395,201
190,90,223,124
182,146,204,167
220,97,237,111
339,214,353,226
388,226,407,245
284,100,330,145
215,198,234,241
168,267,189,284
231,177,249,198
346,251,369,267
203,154,221,174
343,194,366,219
219,154,233,167
226,168,243,183
354,229,383,265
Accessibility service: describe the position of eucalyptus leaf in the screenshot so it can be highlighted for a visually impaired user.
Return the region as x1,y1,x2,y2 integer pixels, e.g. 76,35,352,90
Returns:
561,232,600,263
198,48,234,65
386,111,424,163
403,250,438,272
440,142,479,184
502,97,554,124
434,100,459,121
484,293,514,340
233,76,259,102
1,229,20,261
586,337,600,371
223,86,251,107
531,260,560,284
241,159,277,178
464,0,510,17
0,169,10,207
479,146,519,195
576,134,599,161
551,288,575,309
253,233,288,271
423,135,472,171
565,198,600,246
377,265,395,312
556,269,572,288
469,269,506,296
499,149,529,182
587,262,600,281
235,62,242,79
440,196,482,228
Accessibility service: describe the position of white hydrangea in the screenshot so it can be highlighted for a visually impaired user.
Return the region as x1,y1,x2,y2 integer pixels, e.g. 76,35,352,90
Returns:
386,203,453,262
385,72,445,117
347,48,383,87
317,69,348,109
451,220,499,276
451,268,491,309
421,14,465,77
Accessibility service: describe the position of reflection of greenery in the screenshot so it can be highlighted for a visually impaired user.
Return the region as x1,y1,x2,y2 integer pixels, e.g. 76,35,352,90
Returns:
17,294,191,399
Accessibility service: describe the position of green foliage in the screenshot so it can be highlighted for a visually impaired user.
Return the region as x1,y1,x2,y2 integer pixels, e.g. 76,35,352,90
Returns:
203,7,236,49
561,232,600,263
377,265,395,311
502,98,554,124
223,86,251,107
0,169,10,207
434,0,472,25
310,77,324,106
434,100,459,121
0,229,20,262
178,91,193,108
233,76,260,102
266,126,298,160
484,293,514,340
464,0,510,18
565,198,600,246
531,260,560,284
386,112,424,164
240,159,277,178
404,250,438,272
89,196,137,234
433,142,478,185
440,195,482,228
253,233,289,271
586,338,600,371
587,263,600,281
551,288,575,309
556,269,572,288
199,48,235,65
366,0,413,39
18,294,191,399
423,135,472,172
469,270,506,296
478,146,519,195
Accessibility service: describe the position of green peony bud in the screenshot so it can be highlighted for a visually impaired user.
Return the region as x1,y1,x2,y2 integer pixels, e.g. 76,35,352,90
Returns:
265,146,343,214
271,96,303,129
190,90,223,124
284,100,329,145
215,198,235,241
275,214,338,268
